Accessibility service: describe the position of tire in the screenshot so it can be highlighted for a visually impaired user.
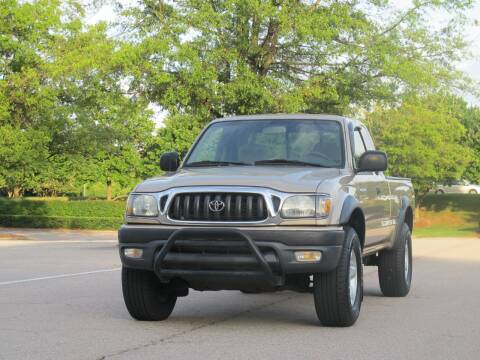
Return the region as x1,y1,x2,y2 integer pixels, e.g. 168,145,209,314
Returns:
122,267,177,321
313,227,363,327
378,223,412,297
469,189,478,194
435,189,444,195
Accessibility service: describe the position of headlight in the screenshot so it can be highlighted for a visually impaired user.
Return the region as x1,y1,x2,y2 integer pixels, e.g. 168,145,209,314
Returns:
280,195,332,218
127,195,159,217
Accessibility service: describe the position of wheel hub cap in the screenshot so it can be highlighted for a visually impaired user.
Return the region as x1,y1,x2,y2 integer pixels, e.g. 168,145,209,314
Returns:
349,249,358,306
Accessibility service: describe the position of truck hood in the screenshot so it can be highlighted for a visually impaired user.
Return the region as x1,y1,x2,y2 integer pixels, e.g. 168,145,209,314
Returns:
134,166,342,193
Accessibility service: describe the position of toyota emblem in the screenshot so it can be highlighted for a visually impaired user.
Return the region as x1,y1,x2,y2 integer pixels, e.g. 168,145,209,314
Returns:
208,200,225,212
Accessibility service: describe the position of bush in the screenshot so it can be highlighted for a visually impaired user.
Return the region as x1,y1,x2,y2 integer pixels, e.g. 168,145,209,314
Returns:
0,198,126,230
420,194,480,213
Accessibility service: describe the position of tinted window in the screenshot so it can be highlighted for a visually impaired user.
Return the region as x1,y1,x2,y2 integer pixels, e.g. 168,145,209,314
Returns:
186,120,344,168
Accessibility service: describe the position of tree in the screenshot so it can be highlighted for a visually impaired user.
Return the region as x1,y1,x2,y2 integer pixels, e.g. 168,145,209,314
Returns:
0,0,155,197
461,107,480,184
430,95,480,184
0,125,50,197
44,19,156,198
119,0,475,133
366,96,473,207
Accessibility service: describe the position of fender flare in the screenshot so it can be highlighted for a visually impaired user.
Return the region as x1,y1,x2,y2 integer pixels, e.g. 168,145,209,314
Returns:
339,195,365,248
339,195,362,225
389,196,413,249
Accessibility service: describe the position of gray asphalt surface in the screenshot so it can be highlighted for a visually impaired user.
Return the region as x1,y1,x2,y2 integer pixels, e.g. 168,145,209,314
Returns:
0,228,479,360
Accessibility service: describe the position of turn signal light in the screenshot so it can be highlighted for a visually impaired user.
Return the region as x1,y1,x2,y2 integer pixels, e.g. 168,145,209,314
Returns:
124,248,143,259
295,251,322,262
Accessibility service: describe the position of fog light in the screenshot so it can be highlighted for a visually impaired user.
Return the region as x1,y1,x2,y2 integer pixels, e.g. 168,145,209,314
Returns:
295,251,322,262
124,248,143,259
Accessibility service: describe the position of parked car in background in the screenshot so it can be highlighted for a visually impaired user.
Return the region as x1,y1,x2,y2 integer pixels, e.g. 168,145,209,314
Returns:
435,180,480,194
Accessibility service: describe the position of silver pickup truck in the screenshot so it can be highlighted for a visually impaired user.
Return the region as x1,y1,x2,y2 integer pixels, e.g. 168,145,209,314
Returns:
119,114,415,327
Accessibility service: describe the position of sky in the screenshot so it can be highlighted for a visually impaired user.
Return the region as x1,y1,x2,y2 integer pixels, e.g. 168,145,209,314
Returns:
86,0,480,125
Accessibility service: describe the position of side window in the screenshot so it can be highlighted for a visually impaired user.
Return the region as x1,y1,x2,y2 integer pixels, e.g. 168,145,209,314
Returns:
353,129,367,165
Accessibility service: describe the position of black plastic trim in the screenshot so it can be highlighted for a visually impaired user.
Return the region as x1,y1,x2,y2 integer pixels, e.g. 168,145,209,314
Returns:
154,228,277,287
388,195,412,249
118,225,345,290
339,195,361,224
119,225,345,247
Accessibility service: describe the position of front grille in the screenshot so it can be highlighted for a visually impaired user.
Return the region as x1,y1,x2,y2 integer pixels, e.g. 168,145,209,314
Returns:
168,193,268,221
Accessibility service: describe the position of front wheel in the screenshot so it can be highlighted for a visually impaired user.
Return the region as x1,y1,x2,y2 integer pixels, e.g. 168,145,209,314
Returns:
122,267,177,321
469,189,478,194
313,227,363,327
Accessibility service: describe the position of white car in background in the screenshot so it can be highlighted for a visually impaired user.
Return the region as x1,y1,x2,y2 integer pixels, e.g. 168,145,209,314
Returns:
435,180,480,194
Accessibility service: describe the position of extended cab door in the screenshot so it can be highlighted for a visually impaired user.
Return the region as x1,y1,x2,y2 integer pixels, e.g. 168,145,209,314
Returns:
351,126,394,247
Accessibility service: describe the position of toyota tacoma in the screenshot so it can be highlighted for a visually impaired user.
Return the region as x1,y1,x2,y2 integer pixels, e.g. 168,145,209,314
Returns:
119,114,414,327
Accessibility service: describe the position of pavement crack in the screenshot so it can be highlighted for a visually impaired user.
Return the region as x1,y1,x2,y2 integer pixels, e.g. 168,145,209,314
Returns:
96,293,300,359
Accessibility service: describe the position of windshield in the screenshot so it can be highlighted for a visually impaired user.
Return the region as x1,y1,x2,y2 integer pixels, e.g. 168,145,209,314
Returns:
184,119,344,168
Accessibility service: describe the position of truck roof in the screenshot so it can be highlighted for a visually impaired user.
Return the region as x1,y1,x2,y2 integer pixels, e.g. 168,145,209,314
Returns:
211,113,349,124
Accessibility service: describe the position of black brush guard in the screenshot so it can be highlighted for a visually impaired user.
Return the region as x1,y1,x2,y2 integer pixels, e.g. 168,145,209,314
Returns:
153,228,282,291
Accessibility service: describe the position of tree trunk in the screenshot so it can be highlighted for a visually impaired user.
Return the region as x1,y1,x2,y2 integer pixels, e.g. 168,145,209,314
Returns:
8,186,22,198
414,189,429,220
415,202,421,220
106,180,112,201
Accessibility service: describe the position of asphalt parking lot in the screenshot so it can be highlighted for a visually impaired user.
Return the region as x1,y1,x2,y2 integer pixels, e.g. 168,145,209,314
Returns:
0,228,479,360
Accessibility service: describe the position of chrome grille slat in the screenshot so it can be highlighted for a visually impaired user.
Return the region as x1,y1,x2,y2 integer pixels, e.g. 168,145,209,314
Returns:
257,196,264,217
193,194,201,218
184,195,191,218
225,194,232,220
168,192,268,222
246,195,253,219
204,194,211,219
235,194,242,219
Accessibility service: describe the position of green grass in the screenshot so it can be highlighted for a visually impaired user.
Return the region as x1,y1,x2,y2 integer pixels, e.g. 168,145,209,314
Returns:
0,198,125,230
413,194,479,238
413,224,478,238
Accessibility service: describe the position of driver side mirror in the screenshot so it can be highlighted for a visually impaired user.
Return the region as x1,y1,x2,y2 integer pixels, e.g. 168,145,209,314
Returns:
160,151,180,172
357,151,387,172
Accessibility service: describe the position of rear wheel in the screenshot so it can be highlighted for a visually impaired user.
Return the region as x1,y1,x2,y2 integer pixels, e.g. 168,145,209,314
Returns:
435,189,444,195
313,227,363,327
469,189,478,194
378,223,412,297
122,267,177,321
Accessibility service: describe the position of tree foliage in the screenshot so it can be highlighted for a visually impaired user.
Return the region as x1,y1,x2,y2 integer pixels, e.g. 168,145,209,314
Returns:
0,0,154,197
0,0,478,200
367,95,473,205
0,125,50,196
120,0,474,124
434,95,480,184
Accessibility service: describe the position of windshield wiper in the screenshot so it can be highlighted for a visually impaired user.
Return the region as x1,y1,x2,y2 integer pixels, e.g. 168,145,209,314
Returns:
254,159,328,167
185,160,251,167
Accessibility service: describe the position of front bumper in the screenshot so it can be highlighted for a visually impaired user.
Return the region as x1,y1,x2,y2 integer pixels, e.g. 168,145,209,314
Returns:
118,224,345,291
